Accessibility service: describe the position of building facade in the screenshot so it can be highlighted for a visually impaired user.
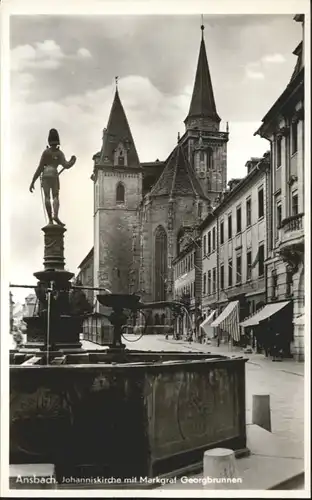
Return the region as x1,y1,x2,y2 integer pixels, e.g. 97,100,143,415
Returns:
200,154,270,331
76,248,94,306
255,15,305,360
172,231,202,337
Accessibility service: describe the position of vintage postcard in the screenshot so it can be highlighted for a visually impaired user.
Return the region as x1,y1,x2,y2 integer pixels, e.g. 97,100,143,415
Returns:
1,0,310,497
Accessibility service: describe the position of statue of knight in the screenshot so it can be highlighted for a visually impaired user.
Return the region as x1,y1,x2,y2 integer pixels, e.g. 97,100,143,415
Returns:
29,129,76,226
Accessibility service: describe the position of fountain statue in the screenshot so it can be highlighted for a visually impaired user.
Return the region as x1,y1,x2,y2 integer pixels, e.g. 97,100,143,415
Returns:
29,128,76,226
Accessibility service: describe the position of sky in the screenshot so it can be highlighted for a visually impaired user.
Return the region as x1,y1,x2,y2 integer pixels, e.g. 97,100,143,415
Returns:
7,13,302,303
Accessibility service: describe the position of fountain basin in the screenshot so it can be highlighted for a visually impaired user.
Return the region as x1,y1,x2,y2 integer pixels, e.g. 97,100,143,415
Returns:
10,351,247,481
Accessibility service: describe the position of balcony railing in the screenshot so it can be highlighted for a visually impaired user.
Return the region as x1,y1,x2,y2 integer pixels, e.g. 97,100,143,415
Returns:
281,213,304,233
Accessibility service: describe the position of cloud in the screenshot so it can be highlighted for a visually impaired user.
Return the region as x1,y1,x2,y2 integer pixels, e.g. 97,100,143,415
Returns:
262,53,286,64
11,40,92,72
11,40,65,71
77,47,92,58
245,63,265,80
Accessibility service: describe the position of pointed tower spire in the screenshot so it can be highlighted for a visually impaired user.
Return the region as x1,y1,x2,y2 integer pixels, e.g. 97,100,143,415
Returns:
99,85,140,168
185,21,221,130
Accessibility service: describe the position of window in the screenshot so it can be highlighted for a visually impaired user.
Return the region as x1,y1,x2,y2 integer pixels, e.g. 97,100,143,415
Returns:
198,202,203,218
212,227,216,251
208,270,212,295
118,153,125,166
258,188,264,219
207,148,213,169
220,220,224,244
291,121,298,154
203,273,207,295
258,244,265,277
236,255,242,284
220,264,224,290
228,260,233,287
116,182,125,204
246,198,252,227
203,235,207,255
208,232,211,254
276,200,282,229
271,270,278,299
154,225,168,301
247,251,252,281
276,136,282,168
286,266,293,296
292,192,299,216
236,206,242,233
228,214,232,239
200,150,205,162
212,268,216,293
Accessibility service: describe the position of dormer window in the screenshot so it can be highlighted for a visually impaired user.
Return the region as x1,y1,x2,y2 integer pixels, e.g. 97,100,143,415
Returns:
118,152,125,166
114,142,127,167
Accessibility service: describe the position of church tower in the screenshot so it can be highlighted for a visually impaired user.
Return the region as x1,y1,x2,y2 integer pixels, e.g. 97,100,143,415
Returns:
92,83,142,296
179,24,229,204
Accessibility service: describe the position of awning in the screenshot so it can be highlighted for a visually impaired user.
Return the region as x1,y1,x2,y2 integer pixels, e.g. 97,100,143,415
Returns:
211,301,239,327
200,310,215,334
210,300,240,341
240,301,290,327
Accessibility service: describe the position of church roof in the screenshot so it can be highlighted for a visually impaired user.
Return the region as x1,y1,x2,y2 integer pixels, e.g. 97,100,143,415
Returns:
100,89,140,168
149,144,208,199
185,27,220,123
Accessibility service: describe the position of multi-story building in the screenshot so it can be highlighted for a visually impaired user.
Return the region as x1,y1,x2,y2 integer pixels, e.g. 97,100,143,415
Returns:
200,153,270,342
254,14,305,360
76,248,94,307
22,294,37,318
172,230,202,336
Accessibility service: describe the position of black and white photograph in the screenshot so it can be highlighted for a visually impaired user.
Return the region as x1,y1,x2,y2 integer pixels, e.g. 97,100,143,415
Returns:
1,0,310,496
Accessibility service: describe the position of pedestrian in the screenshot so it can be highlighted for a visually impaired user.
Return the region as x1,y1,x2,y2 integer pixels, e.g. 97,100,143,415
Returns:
275,332,283,361
186,328,193,343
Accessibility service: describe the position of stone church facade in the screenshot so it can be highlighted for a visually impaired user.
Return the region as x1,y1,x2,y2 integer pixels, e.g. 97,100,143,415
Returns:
78,27,229,319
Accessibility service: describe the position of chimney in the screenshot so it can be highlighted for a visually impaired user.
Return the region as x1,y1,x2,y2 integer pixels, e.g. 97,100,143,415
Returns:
228,178,242,191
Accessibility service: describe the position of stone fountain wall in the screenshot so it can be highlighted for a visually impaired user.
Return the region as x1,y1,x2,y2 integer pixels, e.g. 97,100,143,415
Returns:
10,355,247,480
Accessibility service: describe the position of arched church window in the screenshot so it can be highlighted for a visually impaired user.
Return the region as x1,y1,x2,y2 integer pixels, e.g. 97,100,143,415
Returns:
116,182,125,204
200,151,205,162
207,148,213,169
154,225,168,301
198,202,203,219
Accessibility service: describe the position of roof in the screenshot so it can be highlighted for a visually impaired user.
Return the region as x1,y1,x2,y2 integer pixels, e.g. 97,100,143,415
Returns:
185,29,220,123
255,36,304,137
100,89,140,168
78,247,94,269
200,154,270,230
289,41,303,83
149,144,208,200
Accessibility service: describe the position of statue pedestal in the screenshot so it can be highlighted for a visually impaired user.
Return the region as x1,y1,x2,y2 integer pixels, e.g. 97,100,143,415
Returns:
23,223,82,351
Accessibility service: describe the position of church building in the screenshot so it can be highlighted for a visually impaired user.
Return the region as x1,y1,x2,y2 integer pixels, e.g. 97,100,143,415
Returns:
78,25,229,322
